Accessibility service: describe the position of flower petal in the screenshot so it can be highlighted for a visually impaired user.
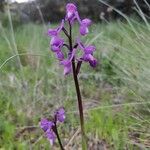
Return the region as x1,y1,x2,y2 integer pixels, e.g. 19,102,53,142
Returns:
48,20,64,37
80,26,89,36
46,129,56,145
57,19,64,33
75,11,81,24
48,29,58,36
83,54,97,67
55,51,64,61
89,58,97,67
50,36,64,52
81,18,92,26
60,60,72,75
66,3,77,20
55,107,65,123
40,119,54,132
84,45,96,54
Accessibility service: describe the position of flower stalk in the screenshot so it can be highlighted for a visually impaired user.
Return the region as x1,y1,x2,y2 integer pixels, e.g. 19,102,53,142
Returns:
72,60,87,149
68,21,87,150
45,3,97,149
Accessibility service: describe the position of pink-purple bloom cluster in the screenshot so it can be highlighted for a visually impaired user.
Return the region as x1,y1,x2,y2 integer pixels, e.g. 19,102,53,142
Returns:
40,107,65,145
48,3,97,75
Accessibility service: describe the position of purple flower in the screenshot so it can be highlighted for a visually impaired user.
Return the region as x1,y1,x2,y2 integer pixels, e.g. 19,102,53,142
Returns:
48,20,64,37
48,28,58,37
46,129,56,145
66,3,77,21
60,59,72,75
82,54,97,67
40,107,65,145
40,119,54,132
78,39,97,67
79,18,92,36
65,3,82,25
55,107,65,123
50,36,64,52
77,39,95,54
83,45,96,54
55,51,64,61
60,48,77,75
47,3,97,76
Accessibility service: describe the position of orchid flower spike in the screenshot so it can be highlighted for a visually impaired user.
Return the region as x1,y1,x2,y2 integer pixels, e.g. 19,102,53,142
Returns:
47,3,97,75
40,107,66,145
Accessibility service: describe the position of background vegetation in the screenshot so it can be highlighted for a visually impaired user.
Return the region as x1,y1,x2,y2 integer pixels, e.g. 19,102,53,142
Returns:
0,0,150,149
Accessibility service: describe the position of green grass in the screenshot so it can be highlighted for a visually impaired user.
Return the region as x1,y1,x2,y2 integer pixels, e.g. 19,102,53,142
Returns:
0,18,150,149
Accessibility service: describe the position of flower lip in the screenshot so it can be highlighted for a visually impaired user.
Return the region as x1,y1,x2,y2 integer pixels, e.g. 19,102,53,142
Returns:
60,59,72,75
46,129,56,145
89,58,97,67
60,48,77,75
80,25,89,36
55,51,64,61
50,36,64,52
83,54,97,67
